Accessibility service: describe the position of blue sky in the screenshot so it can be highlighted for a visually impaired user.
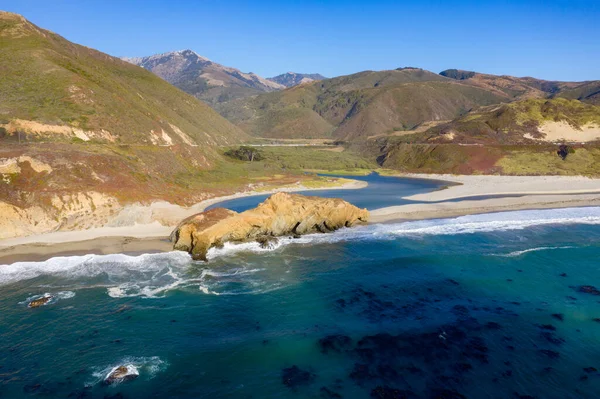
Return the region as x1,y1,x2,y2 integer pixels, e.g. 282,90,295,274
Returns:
2,0,599,81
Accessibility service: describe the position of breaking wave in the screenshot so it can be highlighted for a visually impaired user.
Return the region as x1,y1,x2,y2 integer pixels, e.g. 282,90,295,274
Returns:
2,207,599,296
493,246,576,258
88,356,167,386
19,291,76,307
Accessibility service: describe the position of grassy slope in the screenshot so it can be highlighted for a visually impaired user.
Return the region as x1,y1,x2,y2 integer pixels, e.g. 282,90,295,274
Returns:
0,12,245,151
439,69,593,101
362,97,600,176
418,98,600,144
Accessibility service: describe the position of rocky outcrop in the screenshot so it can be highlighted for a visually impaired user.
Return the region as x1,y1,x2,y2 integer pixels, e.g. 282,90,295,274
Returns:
28,294,52,308
104,365,139,385
171,192,369,261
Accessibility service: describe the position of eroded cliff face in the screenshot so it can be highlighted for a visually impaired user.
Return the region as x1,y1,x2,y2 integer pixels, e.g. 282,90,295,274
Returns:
170,192,369,261
0,192,119,239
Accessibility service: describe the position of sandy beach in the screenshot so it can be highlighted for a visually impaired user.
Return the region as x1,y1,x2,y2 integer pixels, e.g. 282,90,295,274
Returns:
1,174,599,263
0,179,366,263
370,174,600,222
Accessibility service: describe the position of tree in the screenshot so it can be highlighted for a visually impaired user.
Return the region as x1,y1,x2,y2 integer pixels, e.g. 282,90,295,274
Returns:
224,146,264,162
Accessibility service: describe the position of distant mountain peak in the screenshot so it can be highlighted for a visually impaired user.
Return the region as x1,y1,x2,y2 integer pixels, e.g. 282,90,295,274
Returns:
268,72,326,88
122,49,212,68
122,50,284,104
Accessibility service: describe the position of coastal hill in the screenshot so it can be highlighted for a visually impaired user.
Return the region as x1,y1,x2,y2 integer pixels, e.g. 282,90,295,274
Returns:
0,13,244,147
216,67,506,139
369,97,600,175
268,72,326,88
0,11,259,237
422,98,600,145
123,50,285,105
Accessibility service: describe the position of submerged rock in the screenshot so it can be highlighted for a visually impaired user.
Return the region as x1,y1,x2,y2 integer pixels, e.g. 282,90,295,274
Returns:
370,385,417,398
575,285,600,296
281,365,315,388
103,365,139,385
171,193,369,260
256,235,279,249
28,294,52,308
318,334,352,354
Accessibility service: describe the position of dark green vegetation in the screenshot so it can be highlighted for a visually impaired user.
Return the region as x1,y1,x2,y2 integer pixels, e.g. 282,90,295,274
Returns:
224,146,265,162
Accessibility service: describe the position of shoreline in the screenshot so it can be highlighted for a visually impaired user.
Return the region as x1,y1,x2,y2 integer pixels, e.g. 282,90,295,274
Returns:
0,179,367,263
2,174,600,264
369,173,600,223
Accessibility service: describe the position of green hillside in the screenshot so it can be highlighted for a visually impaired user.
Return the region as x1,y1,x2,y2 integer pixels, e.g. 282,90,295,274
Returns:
217,68,504,140
0,12,245,149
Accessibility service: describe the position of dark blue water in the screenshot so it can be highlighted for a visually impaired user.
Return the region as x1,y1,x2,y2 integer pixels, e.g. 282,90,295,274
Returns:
2,207,600,398
207,173,450,212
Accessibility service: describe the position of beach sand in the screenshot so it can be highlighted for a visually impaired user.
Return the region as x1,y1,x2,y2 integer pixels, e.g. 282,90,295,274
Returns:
370,174,600,222
1,174,599,263
0,179,366,263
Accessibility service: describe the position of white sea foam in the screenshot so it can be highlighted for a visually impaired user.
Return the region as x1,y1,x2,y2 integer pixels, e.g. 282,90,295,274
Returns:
19,291,76,306
88,356,167,386
494,246,575,257
3,207,599,296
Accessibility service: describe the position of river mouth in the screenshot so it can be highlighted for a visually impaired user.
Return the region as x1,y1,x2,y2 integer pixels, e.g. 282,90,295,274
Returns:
207,172,451,212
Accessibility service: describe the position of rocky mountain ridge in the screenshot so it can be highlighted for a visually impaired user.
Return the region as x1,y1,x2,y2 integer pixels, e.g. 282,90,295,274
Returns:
268,72,326,88
123,49,284,105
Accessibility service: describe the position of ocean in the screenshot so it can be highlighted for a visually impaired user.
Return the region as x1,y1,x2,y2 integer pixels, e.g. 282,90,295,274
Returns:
1,175,600,398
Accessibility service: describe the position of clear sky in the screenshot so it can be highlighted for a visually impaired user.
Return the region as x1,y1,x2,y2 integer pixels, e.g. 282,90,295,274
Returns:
2,0,599,81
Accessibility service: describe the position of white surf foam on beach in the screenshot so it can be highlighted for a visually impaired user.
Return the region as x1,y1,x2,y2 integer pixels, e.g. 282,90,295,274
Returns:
2,207,599,294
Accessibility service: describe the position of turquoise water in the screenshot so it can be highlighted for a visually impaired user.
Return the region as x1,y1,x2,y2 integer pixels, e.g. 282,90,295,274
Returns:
2,193,600,397
207,173,449,212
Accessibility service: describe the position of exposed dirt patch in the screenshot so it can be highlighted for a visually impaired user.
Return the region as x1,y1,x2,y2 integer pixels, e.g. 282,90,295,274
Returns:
534,121,600,142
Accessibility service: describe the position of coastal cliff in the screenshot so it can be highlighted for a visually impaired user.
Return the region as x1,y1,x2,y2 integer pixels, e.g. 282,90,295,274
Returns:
170,192,369,260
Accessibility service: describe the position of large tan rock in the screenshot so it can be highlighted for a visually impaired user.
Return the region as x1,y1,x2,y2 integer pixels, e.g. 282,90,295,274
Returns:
171,192,369,260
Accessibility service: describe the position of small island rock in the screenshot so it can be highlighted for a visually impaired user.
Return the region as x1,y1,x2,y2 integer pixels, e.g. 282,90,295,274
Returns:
28,294,53,308
171,192,369,261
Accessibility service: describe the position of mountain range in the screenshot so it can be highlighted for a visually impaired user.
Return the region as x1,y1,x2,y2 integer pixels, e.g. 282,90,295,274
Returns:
215,66,600,143
123,50,325,105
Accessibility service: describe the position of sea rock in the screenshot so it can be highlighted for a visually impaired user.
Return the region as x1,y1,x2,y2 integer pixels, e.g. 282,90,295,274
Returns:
171,193,369,260
281,365,315,388
256,235,279,249
28,294,52,308
103,364,139,385
576,285,600,296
